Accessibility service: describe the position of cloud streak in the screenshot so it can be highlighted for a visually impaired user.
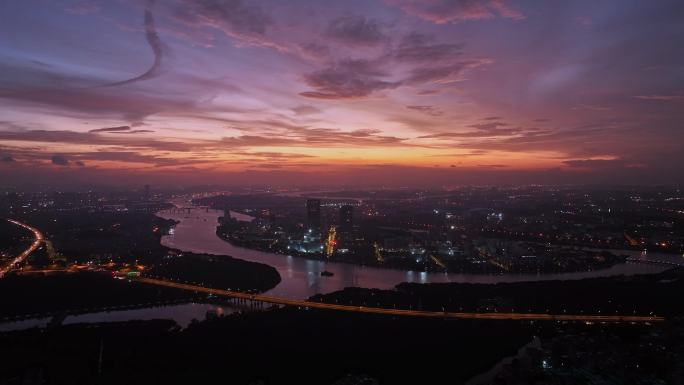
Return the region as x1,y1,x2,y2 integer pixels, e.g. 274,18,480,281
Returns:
406,105,444,116
299,31,489,99
326,15,388,46
300,59,401,99
171,0,277,49
633,95,684,101
51,154,70,166
89,126,155,134
385,0,525,24
98,0,167,87
89,126,132,133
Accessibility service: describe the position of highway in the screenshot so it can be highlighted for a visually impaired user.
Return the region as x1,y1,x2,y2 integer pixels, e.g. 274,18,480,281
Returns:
1,219,44,278
136,277,664,323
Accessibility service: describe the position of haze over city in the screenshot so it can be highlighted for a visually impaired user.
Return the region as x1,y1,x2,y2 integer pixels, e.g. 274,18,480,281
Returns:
2,0,683,186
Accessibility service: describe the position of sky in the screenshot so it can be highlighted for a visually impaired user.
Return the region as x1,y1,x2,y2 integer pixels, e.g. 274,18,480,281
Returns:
1,0,683,187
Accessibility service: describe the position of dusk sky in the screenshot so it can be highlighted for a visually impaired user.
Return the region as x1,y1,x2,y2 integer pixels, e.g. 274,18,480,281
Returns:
1,0,683,187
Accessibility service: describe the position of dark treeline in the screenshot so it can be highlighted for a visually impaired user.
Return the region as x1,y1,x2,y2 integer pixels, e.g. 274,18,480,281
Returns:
0,272,193,319
0,309,531,384
311,268,684,317
146,253,281,293
0,252,282,319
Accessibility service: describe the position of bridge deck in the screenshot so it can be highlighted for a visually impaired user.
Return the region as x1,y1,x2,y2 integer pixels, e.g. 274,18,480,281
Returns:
136,277,664,323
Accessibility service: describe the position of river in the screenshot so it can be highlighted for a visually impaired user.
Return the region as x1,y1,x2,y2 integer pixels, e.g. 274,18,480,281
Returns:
157,207,671,300
1,205,674,332
0,302,236,332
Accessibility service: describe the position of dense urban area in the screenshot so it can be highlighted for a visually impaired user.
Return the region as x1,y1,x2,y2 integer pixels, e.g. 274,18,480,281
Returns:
199,186,683,273
3,0,684,382
0,185,683,384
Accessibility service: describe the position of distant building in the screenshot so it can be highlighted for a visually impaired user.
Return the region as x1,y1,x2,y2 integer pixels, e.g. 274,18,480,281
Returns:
339,205,354,233
306,199,321,234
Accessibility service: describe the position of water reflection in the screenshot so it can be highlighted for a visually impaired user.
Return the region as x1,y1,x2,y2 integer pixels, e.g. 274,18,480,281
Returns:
1,207,675,333
0,302,236,333
157,208,669,300
0,317,50,332
63,302,235,328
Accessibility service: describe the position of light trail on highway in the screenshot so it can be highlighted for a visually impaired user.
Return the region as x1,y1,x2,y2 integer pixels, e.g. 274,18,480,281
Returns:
1,219,44,278
136,277,664,323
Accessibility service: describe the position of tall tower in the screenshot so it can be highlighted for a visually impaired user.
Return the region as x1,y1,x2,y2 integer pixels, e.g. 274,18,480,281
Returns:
325,226,337,258
306,199,321,234
339,205,354,233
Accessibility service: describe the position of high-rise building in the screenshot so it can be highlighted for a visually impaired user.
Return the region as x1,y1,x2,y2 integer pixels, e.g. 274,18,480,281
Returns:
143,184,150,202
306,199,321,233
339,205,354,233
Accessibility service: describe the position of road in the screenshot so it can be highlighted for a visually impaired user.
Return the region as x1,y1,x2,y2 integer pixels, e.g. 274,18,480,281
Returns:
136,277,664,323
1,219,44,278
0,217,667,323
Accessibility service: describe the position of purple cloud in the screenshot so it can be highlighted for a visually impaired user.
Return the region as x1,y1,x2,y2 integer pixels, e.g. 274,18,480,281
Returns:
222,126,409,147
51,154,70,166
172,0,275,48
561,158,637,170
291,105,322,115
633,95,684,101
406,105,444,116
300,29,490,98
89,125,131,133
386,0,525,24
393,32,464,63
99,0,168,87
326,15,388,46
300,59,400,99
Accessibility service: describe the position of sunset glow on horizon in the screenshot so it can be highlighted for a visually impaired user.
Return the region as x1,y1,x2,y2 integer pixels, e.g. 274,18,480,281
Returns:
1,0,683,187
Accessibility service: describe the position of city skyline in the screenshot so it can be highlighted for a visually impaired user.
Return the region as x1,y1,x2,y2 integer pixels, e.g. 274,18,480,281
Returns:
1,0,683,187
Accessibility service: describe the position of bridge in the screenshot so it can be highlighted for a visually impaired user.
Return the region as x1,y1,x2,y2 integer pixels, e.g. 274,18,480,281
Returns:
1,217,669,324
135,277,664,323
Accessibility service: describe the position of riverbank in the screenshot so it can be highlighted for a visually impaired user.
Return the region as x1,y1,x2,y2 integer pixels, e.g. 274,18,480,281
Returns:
218,228,630,276
0,259,279,322
0,272,194,320
0,308,533,385
157,207,669,300
147,252,281,293
309,267,684,317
